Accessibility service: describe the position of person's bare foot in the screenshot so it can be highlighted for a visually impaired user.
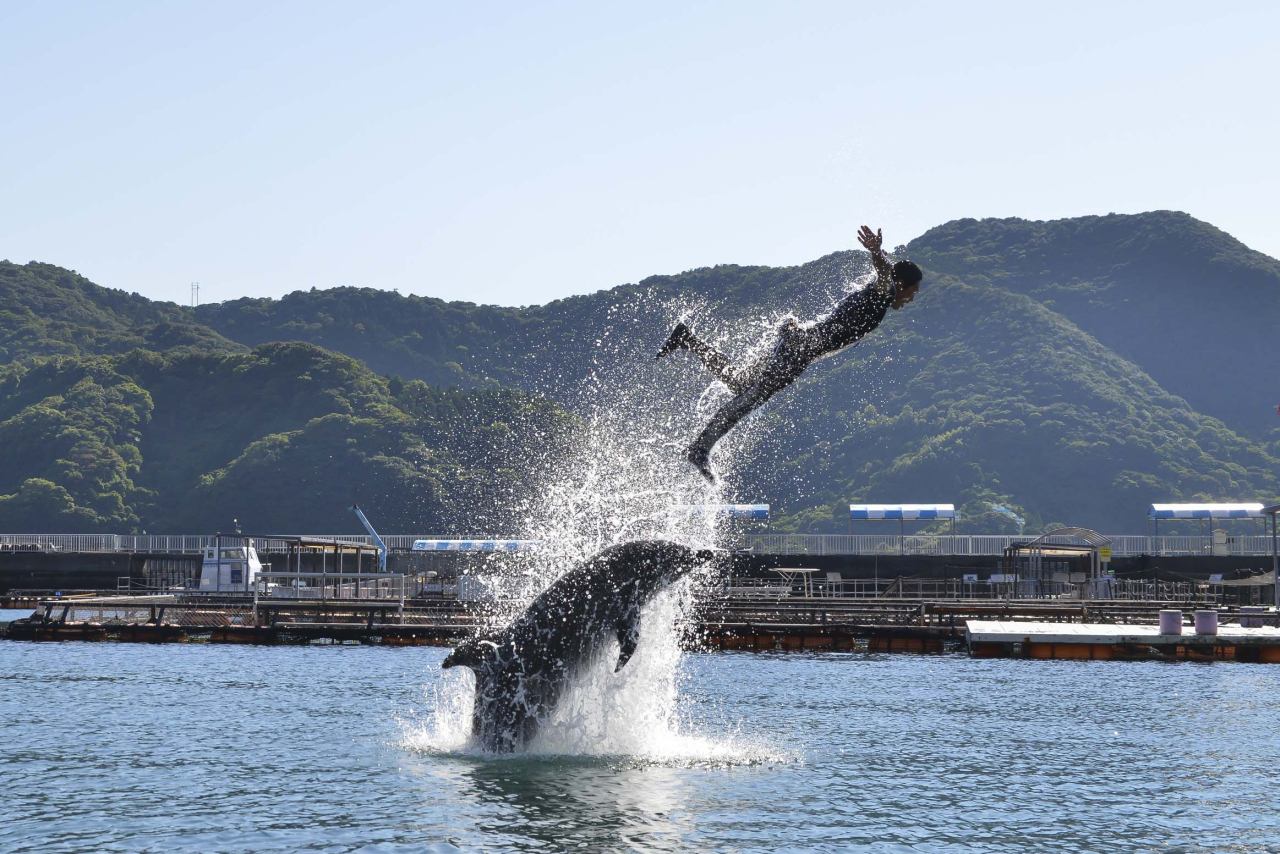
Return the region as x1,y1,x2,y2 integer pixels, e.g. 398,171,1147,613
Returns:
655,322,691,360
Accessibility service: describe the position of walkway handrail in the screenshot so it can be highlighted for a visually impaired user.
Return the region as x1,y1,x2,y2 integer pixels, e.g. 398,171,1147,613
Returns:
0,532,1274,558
736,533,1276,557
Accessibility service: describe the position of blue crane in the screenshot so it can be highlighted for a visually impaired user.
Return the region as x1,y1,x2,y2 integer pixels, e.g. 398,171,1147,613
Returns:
349,504,388,573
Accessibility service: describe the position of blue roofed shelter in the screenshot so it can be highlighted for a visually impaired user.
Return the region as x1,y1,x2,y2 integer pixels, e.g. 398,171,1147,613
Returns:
1148,503,1264,537
849,504,956,553
408,539,542,597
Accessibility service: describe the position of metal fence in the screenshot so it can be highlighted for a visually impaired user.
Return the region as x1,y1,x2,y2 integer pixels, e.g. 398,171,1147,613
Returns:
38,598,257,628
714,575,1220,603
739,534,1277,558
255,571,406,606
0,534,416,554
1,532,1274,558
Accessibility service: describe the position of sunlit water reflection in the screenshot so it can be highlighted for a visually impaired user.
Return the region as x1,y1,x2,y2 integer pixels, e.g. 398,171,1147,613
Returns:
4,642,1280,853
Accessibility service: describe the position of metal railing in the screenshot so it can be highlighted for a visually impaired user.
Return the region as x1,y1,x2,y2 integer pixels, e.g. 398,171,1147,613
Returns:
0,534,414,554
255,571,406,606
0,534,124,552
706,576,1220,603
1,532,1274,558
739,534,1277,557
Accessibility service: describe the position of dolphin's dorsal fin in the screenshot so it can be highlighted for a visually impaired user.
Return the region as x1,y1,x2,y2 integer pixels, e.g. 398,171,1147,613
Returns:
615,614,641,672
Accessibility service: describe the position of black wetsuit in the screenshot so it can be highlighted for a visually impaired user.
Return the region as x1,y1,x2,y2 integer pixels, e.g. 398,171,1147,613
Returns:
684,284,894,467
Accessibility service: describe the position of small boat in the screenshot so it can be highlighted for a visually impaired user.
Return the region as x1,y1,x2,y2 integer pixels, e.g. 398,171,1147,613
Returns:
198,543,265,593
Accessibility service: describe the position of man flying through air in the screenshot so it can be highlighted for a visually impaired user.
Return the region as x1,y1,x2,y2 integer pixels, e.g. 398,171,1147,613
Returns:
656,225,923,482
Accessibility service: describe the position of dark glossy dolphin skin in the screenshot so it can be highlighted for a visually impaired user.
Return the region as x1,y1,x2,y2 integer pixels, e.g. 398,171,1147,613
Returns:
442,540,714,753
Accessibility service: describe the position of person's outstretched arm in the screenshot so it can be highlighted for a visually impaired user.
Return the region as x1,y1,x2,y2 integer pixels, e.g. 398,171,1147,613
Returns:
857,225,894,294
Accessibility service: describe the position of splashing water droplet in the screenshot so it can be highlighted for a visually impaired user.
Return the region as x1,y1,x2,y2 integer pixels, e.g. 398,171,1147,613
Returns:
405,293,808,760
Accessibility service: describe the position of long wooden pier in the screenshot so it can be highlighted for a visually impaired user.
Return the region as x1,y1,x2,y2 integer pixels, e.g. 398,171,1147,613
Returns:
7,591,1278,662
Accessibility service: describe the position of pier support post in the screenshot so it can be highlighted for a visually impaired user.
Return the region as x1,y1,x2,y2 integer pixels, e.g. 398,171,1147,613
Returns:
1272,512,1278,608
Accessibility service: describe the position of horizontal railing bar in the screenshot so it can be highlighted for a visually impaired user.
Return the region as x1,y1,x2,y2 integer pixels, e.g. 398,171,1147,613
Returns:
259,572,405,579
0,533,1275,558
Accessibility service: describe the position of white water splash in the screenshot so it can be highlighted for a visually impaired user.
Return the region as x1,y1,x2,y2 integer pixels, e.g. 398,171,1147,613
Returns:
524,584,701,759
402,583,792,764
404,285,879,763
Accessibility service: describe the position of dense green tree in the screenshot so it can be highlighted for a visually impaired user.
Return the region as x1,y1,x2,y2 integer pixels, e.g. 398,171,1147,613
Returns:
0,357,154,529
0,478,102,532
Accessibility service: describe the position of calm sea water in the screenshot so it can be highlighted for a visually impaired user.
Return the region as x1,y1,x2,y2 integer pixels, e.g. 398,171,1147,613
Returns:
2,634,1279,854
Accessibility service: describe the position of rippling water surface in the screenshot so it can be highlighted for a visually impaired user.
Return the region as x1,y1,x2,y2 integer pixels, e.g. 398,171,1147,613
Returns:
3,640,1279,854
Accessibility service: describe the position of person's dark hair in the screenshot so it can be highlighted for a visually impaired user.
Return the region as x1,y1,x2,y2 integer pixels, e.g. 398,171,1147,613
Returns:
892,260,923,288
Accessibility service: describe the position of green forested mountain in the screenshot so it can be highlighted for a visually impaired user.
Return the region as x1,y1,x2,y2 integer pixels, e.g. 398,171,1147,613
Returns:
1,211,1276,534
742,271,1279,533
906,212,1280,437
191,264,814,391
0,344,573,533
0,261,244,360
188,212,1278,437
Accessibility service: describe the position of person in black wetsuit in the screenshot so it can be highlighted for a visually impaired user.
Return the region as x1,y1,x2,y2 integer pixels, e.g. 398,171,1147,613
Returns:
656,225,923,482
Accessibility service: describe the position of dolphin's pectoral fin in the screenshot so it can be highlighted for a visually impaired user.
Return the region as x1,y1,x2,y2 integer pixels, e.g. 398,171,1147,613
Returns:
615,615,641,672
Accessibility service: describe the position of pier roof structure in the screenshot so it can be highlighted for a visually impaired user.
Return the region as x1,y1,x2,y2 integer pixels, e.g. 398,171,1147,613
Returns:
1012,527,1111,550
218,534,383,583
1002,528,1111,597
1149,503,1264,519
220,533,381,550
849,504,955,519
847,504,957,548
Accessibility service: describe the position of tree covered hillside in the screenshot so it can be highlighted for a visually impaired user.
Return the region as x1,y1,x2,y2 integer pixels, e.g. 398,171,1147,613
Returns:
0,261,243,360
0,344,574,533
735,272,1280,533
2,210,1275,534
191,262,814,392
907,212,1280,437
186,212,1280,439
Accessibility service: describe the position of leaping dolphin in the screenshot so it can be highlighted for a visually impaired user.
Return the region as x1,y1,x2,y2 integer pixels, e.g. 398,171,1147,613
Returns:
442,540,715,753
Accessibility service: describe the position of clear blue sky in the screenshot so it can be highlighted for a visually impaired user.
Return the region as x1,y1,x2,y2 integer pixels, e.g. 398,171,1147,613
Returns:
3,1,1278,308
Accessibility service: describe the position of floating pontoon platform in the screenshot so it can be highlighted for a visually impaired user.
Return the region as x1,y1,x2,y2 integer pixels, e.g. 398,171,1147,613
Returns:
967,619,1280,662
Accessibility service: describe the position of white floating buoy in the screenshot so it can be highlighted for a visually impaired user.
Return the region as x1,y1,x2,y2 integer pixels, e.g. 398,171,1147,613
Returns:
1193,610,1219,636
1159,610,1183,635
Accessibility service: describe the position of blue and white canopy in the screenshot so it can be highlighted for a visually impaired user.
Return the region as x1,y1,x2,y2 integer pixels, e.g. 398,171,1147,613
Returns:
1148,504,1264,520
412,539,542,551
671,504,770,520
850,504,956,520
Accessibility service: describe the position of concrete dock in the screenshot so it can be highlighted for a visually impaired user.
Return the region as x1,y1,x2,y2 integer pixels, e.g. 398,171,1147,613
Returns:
967,619,1280,662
